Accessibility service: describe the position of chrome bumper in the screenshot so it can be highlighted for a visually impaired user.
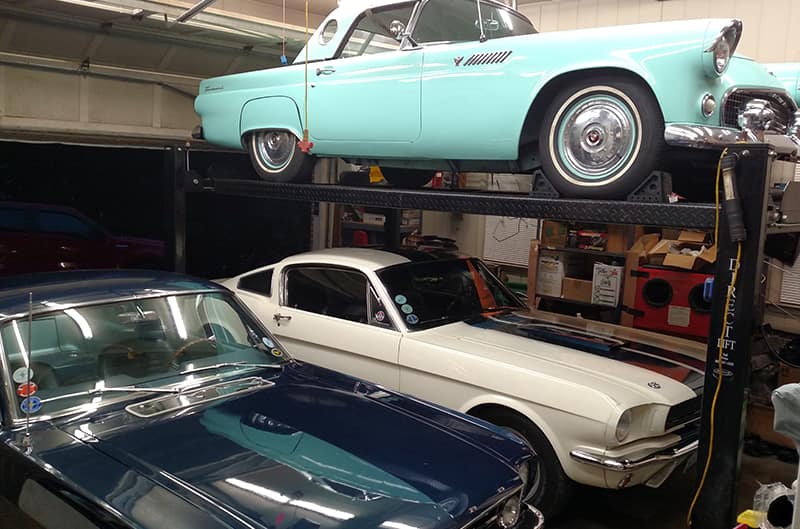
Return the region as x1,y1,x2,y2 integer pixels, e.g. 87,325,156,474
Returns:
569,439,698,472
664,124,740,149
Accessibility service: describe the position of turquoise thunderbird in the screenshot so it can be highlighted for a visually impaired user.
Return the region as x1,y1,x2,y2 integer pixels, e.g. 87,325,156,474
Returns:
766,63,800,105
194,0,800,198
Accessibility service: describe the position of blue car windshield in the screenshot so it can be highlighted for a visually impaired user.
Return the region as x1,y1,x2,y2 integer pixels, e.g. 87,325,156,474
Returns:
0,292,287,419
377,258,525,330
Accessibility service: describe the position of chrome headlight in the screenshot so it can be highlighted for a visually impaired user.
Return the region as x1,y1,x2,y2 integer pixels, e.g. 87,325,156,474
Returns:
703,19,742,78
498,495,522,529
615,409,632,443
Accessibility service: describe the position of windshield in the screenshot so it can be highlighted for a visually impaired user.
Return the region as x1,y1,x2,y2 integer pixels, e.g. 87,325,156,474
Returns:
377,258,525,330
0,292,287,419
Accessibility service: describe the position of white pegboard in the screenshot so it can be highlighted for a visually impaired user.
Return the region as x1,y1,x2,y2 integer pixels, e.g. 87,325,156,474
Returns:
481,174,538,266
780,257,800,307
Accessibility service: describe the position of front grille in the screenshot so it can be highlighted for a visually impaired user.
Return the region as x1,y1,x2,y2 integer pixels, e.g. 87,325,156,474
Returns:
665,395,701,431
722,89,794,131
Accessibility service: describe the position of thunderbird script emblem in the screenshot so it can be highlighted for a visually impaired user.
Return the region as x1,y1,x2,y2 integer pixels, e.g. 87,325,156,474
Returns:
453,56,464,67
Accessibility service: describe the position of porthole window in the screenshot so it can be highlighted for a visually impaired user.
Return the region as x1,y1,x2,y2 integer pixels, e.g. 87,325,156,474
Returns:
320,19,338,45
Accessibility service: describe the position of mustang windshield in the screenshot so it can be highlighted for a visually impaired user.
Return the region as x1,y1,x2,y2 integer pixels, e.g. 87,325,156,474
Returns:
0,292,287,419
378,258,525,330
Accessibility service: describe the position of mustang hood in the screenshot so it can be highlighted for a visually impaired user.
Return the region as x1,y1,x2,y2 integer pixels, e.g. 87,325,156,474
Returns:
411,312,703,409
83,365,521,529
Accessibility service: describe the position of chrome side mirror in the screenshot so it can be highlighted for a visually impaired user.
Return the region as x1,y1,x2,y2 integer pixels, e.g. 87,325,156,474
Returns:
389,20,406,41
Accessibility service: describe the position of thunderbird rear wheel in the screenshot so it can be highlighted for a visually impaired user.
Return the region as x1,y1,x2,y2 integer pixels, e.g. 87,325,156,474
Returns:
248,130,314,182
539,77,663,199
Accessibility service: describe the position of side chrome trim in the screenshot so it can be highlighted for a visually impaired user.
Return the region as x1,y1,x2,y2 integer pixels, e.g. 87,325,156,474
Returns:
664,124,740,149
570,439,698,472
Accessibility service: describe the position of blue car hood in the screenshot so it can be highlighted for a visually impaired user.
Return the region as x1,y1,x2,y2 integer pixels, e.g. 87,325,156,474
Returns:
80,365,522,529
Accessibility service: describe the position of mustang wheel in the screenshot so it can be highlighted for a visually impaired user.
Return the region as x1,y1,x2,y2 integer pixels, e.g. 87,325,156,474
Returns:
248,130,314,182
539,77,663,199
379,167,434,188
475,408,573,518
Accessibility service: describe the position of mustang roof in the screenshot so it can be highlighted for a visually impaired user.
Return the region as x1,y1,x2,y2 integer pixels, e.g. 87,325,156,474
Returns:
278,247,461,271
0,270,225,320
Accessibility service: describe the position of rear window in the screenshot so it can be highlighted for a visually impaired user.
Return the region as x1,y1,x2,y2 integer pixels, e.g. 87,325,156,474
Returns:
0,207,26,232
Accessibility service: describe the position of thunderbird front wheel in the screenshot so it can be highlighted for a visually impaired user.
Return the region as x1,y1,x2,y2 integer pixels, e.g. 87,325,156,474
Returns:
539,78,663,199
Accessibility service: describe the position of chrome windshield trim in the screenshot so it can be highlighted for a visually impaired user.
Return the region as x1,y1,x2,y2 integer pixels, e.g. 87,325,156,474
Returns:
570,439,698,472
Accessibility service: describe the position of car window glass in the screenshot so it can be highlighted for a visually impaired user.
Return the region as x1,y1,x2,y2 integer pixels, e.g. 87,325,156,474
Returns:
377,258,524,330
285,267,368,323
340,4,414,58
19,479,102,529
368,284,394,329
238,269,273,296
0,207,26,231
0,292,285,418
320,19,338,44
413,0,535,44
37,211,100,240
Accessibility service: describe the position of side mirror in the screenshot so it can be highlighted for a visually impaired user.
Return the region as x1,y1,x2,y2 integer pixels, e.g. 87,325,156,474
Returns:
389,20,406,41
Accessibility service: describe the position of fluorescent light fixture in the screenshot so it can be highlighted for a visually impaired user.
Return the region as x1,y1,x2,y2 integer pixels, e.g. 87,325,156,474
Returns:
225,478,291,503
224,478,355,520
65,308,93,339
381,522,420,529
176,0,217,23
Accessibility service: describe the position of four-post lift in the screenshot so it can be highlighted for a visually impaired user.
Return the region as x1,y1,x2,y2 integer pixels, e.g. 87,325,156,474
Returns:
165,141,799,529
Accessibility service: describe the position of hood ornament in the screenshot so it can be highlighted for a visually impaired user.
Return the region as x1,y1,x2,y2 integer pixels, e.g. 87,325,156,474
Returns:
648,381,662,389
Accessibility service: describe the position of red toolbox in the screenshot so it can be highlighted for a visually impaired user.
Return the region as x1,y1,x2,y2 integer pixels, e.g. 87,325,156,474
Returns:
632,266,713,340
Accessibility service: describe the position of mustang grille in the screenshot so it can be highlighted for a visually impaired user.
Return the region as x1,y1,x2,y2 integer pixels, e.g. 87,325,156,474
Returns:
665,395,701,431
464,51,512,66
722,89,794,131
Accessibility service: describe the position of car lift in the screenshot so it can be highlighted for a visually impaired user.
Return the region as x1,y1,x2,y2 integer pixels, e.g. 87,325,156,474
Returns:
169,141,798,529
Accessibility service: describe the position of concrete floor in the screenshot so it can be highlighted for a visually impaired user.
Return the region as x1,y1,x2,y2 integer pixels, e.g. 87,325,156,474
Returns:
552,454,798,529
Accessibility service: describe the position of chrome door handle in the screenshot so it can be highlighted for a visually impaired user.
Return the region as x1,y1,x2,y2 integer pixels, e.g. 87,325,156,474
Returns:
316,66,335,76
273,313,292,326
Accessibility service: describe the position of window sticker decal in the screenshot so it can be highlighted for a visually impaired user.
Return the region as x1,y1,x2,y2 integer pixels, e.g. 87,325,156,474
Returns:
375,310,386,322
13,367,33,384
401,304,414,314
262,337,275,348
406,314,419,324
16,383,37,398
271,348,284,357
394,295,407,305
20,396,41,414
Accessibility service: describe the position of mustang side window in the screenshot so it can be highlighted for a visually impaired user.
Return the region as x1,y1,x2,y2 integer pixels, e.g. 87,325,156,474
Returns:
339,4,415,58
285,267,368,323
413,0,535,44
238,269,273,296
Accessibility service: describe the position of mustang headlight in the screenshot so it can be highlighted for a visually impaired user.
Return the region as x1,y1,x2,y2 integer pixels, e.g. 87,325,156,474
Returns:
615,409,632,443
703,19,742,78
498,495,522,529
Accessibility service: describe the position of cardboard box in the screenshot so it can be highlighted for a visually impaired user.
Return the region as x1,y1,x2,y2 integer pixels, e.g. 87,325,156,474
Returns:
534,251,582,298
746,403,794,449
540,220,568,248
592,263,624,307
647,230,716,271
620,233,661,327
778,361,800,387
563,278,593,303
527,240,540,310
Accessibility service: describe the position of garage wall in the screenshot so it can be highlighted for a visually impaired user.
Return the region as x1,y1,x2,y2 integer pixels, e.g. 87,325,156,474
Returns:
518,0,800,62
0,63,198,140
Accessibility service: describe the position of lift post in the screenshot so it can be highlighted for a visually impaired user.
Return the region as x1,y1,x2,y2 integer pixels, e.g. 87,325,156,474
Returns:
692,145,773,529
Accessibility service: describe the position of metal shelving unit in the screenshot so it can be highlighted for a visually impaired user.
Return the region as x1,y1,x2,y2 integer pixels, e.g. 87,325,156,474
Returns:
169,142,797,529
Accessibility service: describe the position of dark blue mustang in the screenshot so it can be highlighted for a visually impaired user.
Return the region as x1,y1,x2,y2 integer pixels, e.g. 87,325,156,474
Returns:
0,270,542,529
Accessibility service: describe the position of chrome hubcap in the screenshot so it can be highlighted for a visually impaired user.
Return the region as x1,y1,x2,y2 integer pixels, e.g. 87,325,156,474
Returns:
255,130,294,170
559,96,636,180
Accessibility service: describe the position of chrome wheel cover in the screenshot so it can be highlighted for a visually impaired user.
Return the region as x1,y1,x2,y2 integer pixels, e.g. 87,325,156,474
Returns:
254,130,295,172
554,90,640,183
